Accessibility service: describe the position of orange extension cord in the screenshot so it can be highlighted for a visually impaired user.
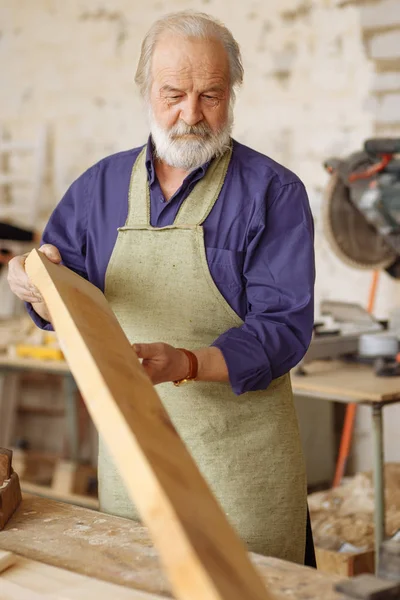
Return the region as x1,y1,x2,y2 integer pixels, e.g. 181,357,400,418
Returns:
332,271,380,487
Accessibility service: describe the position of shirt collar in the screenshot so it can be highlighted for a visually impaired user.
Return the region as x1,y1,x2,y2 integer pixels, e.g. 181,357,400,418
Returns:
145,135,212,186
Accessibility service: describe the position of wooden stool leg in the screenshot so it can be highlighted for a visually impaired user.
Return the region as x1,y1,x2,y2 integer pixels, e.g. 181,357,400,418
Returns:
0,373,20,447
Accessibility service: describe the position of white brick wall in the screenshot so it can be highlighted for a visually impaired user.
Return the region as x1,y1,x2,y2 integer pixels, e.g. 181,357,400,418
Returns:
361,0,400,29
374,93,400,123
0,0,375,213
369,29,400,59
372,71,400,91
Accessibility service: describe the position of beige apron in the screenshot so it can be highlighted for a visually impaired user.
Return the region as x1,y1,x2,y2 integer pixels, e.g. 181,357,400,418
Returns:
99,146,307,563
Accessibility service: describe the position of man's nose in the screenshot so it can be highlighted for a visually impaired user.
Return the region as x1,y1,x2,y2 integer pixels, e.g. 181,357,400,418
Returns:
180,96,203,126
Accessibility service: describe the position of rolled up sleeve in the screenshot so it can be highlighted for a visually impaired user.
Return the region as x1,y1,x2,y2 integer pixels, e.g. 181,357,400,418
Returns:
212,181,315,395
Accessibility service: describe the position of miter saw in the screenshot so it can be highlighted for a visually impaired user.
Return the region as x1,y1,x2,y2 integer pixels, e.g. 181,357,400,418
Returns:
323,137,400,278
301,139,400,374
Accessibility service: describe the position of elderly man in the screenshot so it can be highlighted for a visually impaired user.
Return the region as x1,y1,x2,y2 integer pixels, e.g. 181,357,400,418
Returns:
8,12,315,565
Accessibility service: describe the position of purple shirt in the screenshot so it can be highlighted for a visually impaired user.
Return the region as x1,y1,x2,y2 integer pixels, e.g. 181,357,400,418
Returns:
28,137,315,395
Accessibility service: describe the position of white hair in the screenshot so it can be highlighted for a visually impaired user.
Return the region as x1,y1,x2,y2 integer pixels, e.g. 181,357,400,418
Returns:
135,11,244,98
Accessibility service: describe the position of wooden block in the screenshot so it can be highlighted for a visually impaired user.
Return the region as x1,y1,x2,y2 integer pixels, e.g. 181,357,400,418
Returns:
0,448,12,481
25,248,273,600
316,547,375,577
0,454,11,484
0,472,22,530
0,550,16,573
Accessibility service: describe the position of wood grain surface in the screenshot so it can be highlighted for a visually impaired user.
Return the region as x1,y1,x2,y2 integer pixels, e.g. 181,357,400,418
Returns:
0,495,342,600
1,552,164,600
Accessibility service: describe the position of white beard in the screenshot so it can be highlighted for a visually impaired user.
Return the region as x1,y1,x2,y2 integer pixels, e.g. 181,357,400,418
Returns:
148,104,234,171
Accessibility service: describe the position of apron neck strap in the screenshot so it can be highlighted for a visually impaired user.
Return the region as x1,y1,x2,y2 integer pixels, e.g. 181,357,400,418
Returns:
127,147,150,226
126,143,232,227
173,145,232,226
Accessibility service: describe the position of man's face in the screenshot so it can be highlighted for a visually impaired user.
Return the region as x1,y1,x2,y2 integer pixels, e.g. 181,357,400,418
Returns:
148,35,233,170
150,35,230,133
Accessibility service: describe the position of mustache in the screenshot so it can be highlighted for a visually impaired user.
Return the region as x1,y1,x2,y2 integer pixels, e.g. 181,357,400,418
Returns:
168,121,213,139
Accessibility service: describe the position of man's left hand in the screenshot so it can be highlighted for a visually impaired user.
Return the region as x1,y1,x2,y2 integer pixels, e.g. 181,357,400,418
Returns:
133,342,190,385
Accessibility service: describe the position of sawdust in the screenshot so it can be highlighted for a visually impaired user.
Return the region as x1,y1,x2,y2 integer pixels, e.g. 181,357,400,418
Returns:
309,463,400,550
61,518,159,556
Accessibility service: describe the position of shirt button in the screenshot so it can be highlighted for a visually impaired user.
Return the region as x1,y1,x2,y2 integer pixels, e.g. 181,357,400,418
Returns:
159,195,164,203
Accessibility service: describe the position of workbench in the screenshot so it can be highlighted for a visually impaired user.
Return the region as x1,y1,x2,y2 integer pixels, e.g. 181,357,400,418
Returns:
292,360,400,571
0,494,342,599
2,355,399,577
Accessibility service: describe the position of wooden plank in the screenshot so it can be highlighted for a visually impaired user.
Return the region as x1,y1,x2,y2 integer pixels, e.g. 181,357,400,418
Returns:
1,495,343,600
0,580,49,600
1,553,164,600
292,361,400,404
0,549,16,573
25,249,272,600
316,547,375,577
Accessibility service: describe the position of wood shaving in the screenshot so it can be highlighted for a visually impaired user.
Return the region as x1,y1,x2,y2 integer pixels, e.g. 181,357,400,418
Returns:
309,463,400,550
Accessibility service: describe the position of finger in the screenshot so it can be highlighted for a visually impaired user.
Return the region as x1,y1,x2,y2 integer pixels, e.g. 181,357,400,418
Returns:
140,361,165,385
140,360,155,379
7,260,36,295
11,284,43,303
133,343,159,359
13,291,43,303
39,244,62,264
28,284,43,300
8,267,42,299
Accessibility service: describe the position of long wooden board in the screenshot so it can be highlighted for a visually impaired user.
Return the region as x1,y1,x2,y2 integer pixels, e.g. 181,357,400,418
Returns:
25,249,272,600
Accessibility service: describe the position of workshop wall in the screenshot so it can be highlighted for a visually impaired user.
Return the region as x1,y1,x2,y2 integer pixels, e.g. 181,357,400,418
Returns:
1,0,400,471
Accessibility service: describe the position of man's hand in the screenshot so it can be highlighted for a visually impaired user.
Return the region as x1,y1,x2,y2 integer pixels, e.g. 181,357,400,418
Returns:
7,244,62,321
133,343,190,385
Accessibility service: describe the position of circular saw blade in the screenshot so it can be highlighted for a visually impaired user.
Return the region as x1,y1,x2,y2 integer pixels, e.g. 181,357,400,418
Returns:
322,172,397,270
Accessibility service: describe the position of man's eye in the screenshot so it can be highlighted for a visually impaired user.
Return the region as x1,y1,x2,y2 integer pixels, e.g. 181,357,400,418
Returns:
168,95,182,100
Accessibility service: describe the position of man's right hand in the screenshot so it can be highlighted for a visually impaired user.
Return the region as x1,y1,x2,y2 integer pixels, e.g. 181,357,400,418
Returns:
7,244,62,309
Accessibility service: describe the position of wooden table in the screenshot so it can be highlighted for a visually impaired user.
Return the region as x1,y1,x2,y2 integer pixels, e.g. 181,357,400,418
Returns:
0,494,342,599
292,360,400,571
